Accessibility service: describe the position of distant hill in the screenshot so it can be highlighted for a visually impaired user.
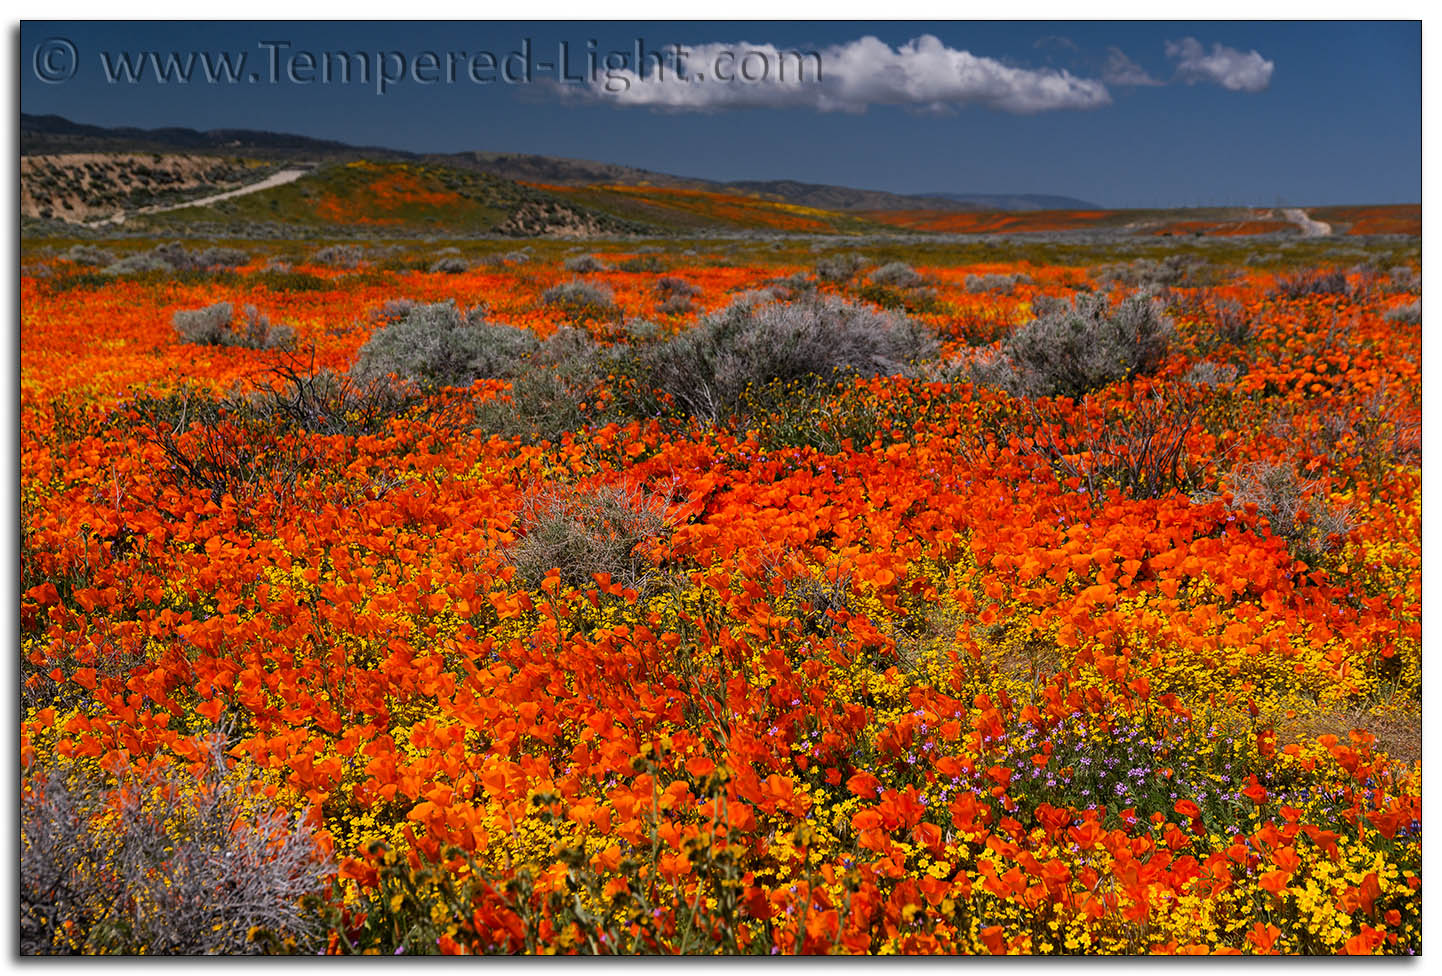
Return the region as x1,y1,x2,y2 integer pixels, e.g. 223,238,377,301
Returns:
922,192,1101,211
21,114,1090,214
725,180,980,213
20,113,410,161
430,151,711,190
21,115,1415,239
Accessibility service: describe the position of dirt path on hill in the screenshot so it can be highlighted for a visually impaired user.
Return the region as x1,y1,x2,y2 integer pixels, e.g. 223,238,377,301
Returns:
1281,207,1332,237
87,167,310,227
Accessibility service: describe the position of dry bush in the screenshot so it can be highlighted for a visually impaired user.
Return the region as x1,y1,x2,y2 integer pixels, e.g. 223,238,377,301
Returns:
21,741,330,955
312,244,365,268
1270,269,1351,300
351,300,538,389
868,262,924,289
1019,390,1213,500
1385,265,1420,294
1181,361,1241,388
173,302,296,350
974,292,1175,399
813,252,869,283
429,256,470,274
1228,462,1354,565
656,276,702,300
563,254,610,273
1384,300,1421,325
506,482,675,591
541,280,618,319
64,244,113,267
1096,255,1212,289
964,273,1026,295
627,294,939,423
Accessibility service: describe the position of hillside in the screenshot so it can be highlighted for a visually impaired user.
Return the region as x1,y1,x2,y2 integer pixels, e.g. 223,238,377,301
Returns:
20,114,1093,219
131,160,650,237
19,116,1419,240
21,153,277,222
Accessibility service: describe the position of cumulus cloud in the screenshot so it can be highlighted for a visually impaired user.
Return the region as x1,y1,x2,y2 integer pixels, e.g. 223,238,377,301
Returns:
1165,37,1275,92
1101,47,1162,87
582,35,1112,114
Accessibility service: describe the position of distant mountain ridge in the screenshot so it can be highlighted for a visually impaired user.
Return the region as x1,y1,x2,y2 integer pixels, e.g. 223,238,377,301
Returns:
922,192,1101,212
21,113,1098,212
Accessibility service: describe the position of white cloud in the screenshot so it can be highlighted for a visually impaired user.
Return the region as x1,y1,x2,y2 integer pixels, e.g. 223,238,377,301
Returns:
1165,37,1275,92
1101,47,1162,87
581,35,1112,114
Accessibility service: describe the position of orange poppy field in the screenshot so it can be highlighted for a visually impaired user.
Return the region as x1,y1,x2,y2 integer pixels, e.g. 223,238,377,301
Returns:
19,238,1421,954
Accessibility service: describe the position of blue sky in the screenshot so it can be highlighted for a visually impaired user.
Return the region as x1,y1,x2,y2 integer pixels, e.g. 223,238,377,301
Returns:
20,20,1420,208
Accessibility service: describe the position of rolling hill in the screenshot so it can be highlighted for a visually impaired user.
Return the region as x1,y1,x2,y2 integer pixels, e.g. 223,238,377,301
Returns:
18,114,1419,239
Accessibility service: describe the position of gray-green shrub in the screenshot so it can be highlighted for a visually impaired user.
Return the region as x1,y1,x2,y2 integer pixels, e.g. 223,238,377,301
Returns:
629,294,939,422
312,244,365,268
975,292,1175,399
21,743,329,955
563,254,610,273
1270,269,1351,299
429,256,469,274
506,482,673,590
541,280,618,319
64,244,112,267
869,262,924,289
964,273,1025,294
813,252,869,283
1384,300,1421,324
1228,462,1354,565
172,302,296,350
656,276,701,300
351,300,538,389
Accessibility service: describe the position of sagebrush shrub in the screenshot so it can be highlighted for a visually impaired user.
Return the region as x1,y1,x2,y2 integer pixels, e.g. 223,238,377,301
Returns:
429,256,469,274
978,292,1175,398
813,253,869,283
506,482,674,590
563,254,610,273
64,244,112,267
541,280,618,319
1097,255,1212,289
1386,265,1420,294
627,294,939,422
103,242,248,274
173,302,296,350
656,294,695,316
1384,300,1421,324
352,300,538,389
371,298,423,323
964,273,1025,295
1228,462,1354,565
21,743,329,954
1270,269,1351,300
656,276,702,299
195,246,250,268
312,244,365,268
1182,360,1241,388
1212,298,1253,345
104,242,186,275
622,317,663,342
868,262,924,289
